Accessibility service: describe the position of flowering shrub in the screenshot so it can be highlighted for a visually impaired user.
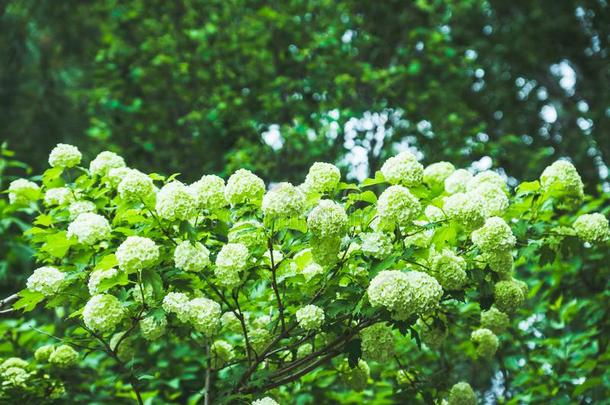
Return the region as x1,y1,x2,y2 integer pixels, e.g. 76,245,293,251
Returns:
2,144,608,404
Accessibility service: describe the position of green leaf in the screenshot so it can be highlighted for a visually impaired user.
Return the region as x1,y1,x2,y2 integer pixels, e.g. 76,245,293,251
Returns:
97,270,129,293
42,167,64,187
516,180,540,196
94,254,119,271
13,289,45,312
345,338,362,368
347,190,377,205
142,268,163,296
41,231,77,258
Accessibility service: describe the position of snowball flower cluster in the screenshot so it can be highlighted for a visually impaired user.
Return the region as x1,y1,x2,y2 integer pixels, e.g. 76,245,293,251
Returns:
471,217,516,252
252,397,279,405
67,213,112,245
494,279,525,314
174,241,210,272
380,151,423,186
48,345,79,368
377,185,421,228
471,328,499,358
118,169,155,201
88,268,118,294
249,328,272,353
480,307,510,334
44,187,74,206
360,323,395,362
0,357,29,372
211,340,234,368
221,312,242,334
224,169,265,206
430,249,467,291
89,151,125,177
107,167,134,187
8,179,40,206
360,232,393,259
48,143,82,168
367,270,443,320
162,292,190,321
155,181,197,221
573,213,609,243
303,162,341,194
83,294,125,333
140,314,167,340
448,381,477,405
214,243,250,287
188,175,228,211
26,266,65,296
540,160,584,203
228,220,266,249
68,200,96,220
35,345,55,362
262,182,305,218
467,170,507,193
482,250,513,275
475,183,509,217
307,200,348,238
0,363,31,389
339,359,370,391
443,192,484,229
423,161,455,188
444,169,473,194
301,262,324,282
296,305,325,331
186,298,221,336
116,236,159,273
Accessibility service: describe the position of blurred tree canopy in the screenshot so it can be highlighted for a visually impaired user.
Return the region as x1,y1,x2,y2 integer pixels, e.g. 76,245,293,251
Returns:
1,0,608,188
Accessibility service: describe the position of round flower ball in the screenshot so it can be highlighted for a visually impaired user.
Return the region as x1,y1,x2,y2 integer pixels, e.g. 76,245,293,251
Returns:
224,169,265,206
48,345,79,368
430,249,468,291
443,192,484,230
214,243,250,287
448,381,477,405
303,162,341,194
174,241,210,272
540,160,584,203
471,328,499,359
444,169,473,194
88,268,119,295
162,292,190,321
380,151,424,186
377,185,421,228
27,266,65,296
118,169,155,202
48,143,82,168
0,357,29,372
360,322,395,362
228,220,266,250
482,250,513,275
89,151,125,177
360,232,393,260
8,179,40,206
480,307,510,334
474,183,509,218
156,181,197,221
34,345,55,362
471,217,516,253
573,213,609,243
296,305,325,331
68,200,97,220
67,213,112,245
116,236,159,273
188,175,228,211
83,294,125,333
211,340,234,368
140,314,167,341
467,170,507,193
186,297,221,336
262,182,305,218
424,161,455,189
252,397,279,405
307,200,348,238
339,359,370,392
107,167,134,187
493,279,525,314
44,187,74,206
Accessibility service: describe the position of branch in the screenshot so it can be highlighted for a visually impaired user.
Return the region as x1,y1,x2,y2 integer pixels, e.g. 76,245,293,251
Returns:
0,293,19,308
268,237,286,333
204,343,212,405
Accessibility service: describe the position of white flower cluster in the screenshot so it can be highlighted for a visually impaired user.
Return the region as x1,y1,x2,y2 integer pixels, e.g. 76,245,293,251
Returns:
262,182,305,218
360,322,395,362
367,270,443,320
444,169,473,194
423,161,455,188
380,151,423,186
118,169,155,201
8,179,40,206
48,143,82,168
0,358,31,389
540,160,584,203
68,200,97,220
26,266,65,296
252,397,279,405
430,249,467,291
83,294,125,333
493,279,526,314
156,181,197,221
174,241,210,272
377,185,421,228
471,328,499,358
448,381,477,405
467,170,507,193
186,298,221,336
225,169,265,206
296,305,325,331
211,340,234,368
188,175,228,211
360,232,393,259
48,345,79,368
44,187,74,206
443,192,484,230
228,220,266,249
89,151,125,177
214,243,250,287
162,292,190,321
482,250,513,275
303,162,341,194
480,307,510,334
35,345,56,362
88,268,118,294
67,213,112,245
116,236,159,273
301,262,324,282
140,314,167,340
471,217,516,252
475,183,509,217
107,167,134,187
307,200,347,238
339,358,370,391
573,213,609,243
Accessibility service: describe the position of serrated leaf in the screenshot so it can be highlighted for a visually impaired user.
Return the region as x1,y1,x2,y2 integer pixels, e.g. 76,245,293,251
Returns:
94,254,119,271
13,289,45,312
41,231,77,258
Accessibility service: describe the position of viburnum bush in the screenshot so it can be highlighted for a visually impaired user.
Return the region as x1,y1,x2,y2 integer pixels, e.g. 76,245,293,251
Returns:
2,145,608,404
